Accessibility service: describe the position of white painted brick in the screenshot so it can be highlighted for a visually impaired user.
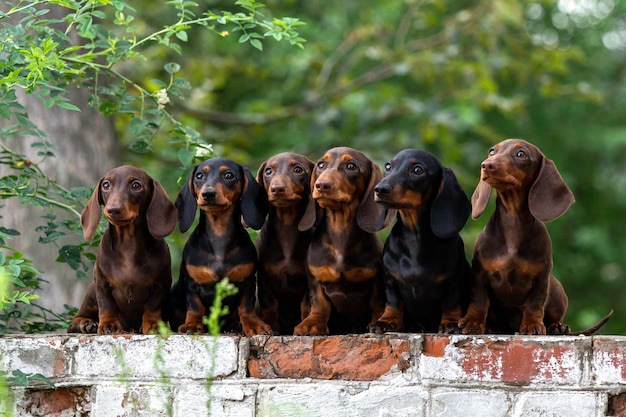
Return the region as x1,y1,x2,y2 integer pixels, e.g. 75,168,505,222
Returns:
92,383,173,417
430,390,511,417
172,382,257,417
256,378,427,417
512,392,602,417
70,335,239,380
0,336,67,378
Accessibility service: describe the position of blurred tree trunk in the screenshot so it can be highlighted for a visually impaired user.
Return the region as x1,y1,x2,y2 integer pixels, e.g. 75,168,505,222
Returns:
0,4,120,315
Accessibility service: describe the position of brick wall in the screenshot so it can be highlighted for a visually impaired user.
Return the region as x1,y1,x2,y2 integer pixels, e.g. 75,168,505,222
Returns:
1,333,626,416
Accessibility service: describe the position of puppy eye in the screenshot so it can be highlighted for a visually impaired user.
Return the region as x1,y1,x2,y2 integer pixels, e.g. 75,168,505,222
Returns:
346,162,356,171
516,150,527,158
488,148,495,156
412,165,424,175
131,180,142,190
101,180,111,190
223,171,235,180
264,167,273,176
194,172,204,180
293,165,303,174
317,161,325,170
385,162,392,172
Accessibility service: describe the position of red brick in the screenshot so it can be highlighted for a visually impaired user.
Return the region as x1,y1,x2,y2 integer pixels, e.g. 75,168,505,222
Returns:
248,336,411,380
609,393,626,417
423,335,450,357
456,338,582,383
22,387,91,416
592,338,626,383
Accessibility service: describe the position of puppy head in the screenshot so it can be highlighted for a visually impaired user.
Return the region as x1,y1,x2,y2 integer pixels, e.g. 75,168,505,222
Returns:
299,147,385,233
471,139,574,221
81,165,176,240
176,158,267,232
256,152,314,208
374,149,470,238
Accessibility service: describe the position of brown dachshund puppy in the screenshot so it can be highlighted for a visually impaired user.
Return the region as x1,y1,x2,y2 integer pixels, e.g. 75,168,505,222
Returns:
68,166,178,335
458,139,612,335
371,149,471,334
255,152,315,334
294,147,392,335
169,157,272,336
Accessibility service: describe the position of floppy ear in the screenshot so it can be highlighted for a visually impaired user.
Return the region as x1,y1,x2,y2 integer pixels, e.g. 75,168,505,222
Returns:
175,167,198,233
241,167,269,230
81,178,104,241
147,179,178,239
471,179,492,220
357,163,388,233
529,157,575,222
431,168,471,239
298,164,319,232
256,160,267,187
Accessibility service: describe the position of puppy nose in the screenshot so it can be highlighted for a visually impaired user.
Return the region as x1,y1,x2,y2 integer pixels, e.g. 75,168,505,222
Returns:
202,189,217,201
105,204,122,216
482,161,497,171
374,183,391,196
270,183,286,195
315,179,332,191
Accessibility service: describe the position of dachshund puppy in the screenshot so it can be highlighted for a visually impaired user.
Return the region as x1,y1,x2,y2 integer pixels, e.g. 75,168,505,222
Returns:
170,157,272,336
458,139,612,335
294,147,392,335
68,166,178,335
256,152,315,334
371,149,472,334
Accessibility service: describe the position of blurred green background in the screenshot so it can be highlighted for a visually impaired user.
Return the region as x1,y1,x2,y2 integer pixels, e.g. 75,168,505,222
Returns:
54,1,626,333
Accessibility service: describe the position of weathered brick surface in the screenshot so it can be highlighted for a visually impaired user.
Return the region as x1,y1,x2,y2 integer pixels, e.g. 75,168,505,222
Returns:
2,334,626,417
421,334,589,384
248,335,412,380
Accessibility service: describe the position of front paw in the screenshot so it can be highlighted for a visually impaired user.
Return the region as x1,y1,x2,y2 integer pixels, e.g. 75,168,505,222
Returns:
68,318,98,334
242,319,273,337
369,320,398,334
438,320,461,334
520,321,546,335
294,318,328,336
178,322,205,334
458,317,485,335
97,320,124,335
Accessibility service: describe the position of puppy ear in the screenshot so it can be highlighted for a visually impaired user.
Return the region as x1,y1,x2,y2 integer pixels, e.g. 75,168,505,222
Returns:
529,157,575,222
431,168,471,239
256,160,267,187
357,163,387,233
81,178,104,241
175,167,198,233
298,163,319,231
471,179,492,220
241,167,268,230
147,179,178,239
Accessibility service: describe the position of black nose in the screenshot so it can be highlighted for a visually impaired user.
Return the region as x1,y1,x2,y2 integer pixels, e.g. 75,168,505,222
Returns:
105,204,123,216
202,189,217,201
374,183,391,196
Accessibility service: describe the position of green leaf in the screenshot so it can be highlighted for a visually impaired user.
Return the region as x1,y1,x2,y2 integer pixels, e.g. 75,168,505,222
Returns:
178,148,195,167
250,39,263,51
164,62,181,74
175,31,188,42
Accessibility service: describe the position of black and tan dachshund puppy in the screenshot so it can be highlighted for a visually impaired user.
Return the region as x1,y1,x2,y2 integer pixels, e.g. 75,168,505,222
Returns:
371,149,472,334
458,139,612,335
294,147,393,336
169,158,272,336
255,152,315,334
68,166,178,335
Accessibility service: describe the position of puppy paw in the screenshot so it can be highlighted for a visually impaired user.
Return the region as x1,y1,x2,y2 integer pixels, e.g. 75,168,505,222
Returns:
178,322,205,334
97,320,124,335
369,320,398,334
293,319,328,336
520,322,546,335
438,320,461,334
67,318,98,334
457,318,485,335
